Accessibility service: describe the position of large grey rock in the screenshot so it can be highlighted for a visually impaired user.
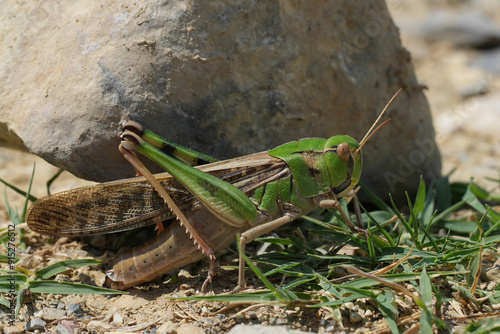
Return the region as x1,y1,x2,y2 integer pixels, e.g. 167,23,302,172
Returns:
0,0,440,199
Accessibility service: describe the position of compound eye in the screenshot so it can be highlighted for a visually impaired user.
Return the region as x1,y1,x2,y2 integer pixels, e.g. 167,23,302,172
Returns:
337,143,350,162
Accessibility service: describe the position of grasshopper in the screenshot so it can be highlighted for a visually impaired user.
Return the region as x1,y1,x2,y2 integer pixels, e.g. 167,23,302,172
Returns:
26,91,399,291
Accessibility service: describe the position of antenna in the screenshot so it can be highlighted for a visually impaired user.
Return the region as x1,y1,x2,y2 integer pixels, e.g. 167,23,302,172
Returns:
355,88,402,154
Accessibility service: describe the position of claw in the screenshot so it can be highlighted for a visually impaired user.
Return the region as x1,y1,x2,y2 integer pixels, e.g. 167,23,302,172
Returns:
201,257,217,292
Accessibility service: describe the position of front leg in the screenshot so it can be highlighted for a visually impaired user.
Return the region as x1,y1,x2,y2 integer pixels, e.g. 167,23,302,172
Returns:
319,198,365,233
236,212,300,290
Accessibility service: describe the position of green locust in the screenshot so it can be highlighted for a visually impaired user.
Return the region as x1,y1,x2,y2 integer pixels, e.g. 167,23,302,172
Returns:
26,92,398,291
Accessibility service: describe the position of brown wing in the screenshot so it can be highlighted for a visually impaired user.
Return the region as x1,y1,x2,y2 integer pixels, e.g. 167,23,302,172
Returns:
26,152,288,236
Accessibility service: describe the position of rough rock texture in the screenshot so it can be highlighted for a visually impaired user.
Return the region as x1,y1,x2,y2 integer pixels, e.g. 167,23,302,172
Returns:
0,0,440,199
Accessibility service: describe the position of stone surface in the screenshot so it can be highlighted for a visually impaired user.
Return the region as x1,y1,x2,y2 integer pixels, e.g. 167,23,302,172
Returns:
349,311,363,324
56,323,71,334
0,0,440,200
4,323,25,334
42,307,66,321
66,303,84,317
24,318,47,331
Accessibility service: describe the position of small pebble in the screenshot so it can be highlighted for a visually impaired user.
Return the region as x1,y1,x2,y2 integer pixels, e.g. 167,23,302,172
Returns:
67,303,84,317
60,320,79,334
202,319,214,325
156,321,178,334
55,324,71,334
349,311,362,324
177,323,205,334
25,318,47,331
325,325,336,333
42,307,66,321
248,312,258,320
112,312,124,326
201,306,210,316
344,302,354,310
4,323,24,334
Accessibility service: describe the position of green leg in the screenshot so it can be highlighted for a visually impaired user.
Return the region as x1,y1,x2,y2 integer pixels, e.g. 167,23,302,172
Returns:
122,120,218,166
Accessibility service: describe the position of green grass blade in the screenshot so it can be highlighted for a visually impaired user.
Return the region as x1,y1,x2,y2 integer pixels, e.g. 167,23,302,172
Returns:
418,212,440,252
440,226,452,253
389,193,413,237
484,205,500,237
375,291,399,334
0,282,22,293
3,185,27,250
466,214,486,289
359,181,393,213
28,281,125,294
0,296,10,307
166,291,305,304
413,176,426,216
366,219,376,264
435,175,451,211
34,259,105,280
419,267,434,333
432,200,466,225
464,317,500,333
422,180,436,226
0,178,38,203
4,188,21,227
405,192,422,249
14,287,25,320
463,182,486,214
21,164,36,222
283,275,319,290
46,168,64,196
468,180,489,199
358,202,395,247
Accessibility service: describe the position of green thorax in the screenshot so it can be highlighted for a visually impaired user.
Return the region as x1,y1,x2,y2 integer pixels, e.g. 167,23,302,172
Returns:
268,136,362,198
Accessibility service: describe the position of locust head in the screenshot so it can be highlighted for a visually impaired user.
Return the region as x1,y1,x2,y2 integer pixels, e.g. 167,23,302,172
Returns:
324,135,362,197
324,89,400,198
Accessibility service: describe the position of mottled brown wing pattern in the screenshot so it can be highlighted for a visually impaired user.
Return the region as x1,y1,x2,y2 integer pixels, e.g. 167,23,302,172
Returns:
27,152,288,237
27,179,184,236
